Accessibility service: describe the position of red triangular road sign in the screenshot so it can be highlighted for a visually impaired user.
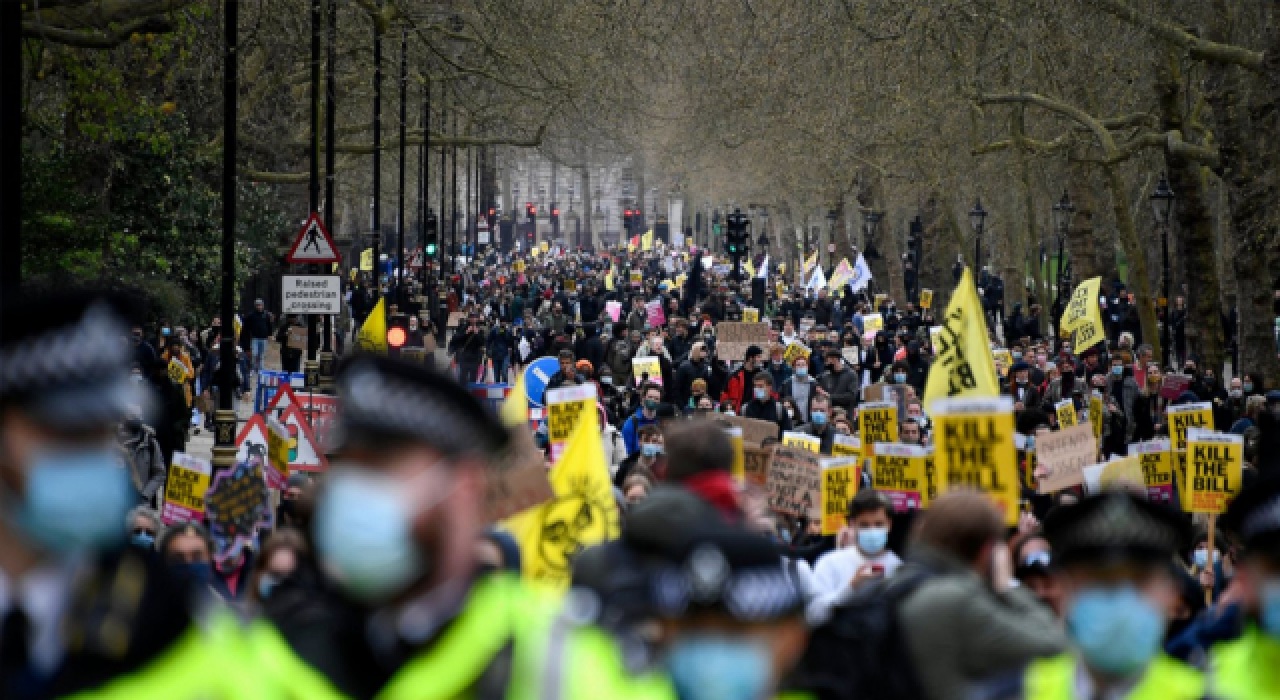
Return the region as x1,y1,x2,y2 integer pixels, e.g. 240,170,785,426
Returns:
266,383,300,418
279,403,329,472
234,414,270,464
286,212,342,264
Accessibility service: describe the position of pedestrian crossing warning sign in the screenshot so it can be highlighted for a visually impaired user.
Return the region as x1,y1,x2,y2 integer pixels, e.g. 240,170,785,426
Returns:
286,212,342,264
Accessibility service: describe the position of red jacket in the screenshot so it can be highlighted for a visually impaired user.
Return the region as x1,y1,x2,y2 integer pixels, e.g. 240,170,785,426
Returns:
721,367,750,412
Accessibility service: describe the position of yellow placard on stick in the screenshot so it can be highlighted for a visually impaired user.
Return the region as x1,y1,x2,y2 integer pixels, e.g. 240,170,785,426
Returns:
872,443,930,513
726,426,745,482
1055,399,1078,428
742,307,760,323
862,313,884,333
820,457,859,535
1186,429,1242,514
934,396,1020,525
919,289,934,309
1131,439,1175,506
1089,394,1105,440
632,356,662,386
832,433,861,459
858,401,898,456
1168,402,1214,487
782,431,821,454
545,384,598,461
161,452,212,525
629,270,643,287
1060,277,1105,353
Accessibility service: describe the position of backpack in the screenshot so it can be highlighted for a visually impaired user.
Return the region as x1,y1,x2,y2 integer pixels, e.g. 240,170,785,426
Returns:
783,568,932,700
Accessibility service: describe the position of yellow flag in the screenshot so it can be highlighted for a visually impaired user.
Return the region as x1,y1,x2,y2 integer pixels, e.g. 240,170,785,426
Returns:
803,250,818,276
922,268,1000,414
360,248,374,271
604,270,615,291
501,371,529,428
507,404,620,592
743,257,755,277
355,297,389,354
642,230,654,251
1060,277,1105,354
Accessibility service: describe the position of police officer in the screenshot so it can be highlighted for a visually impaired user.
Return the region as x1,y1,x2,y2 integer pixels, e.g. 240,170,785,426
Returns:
251,355,645,700
1211,473,1280,697
0,291,260,700
976,490,1205,699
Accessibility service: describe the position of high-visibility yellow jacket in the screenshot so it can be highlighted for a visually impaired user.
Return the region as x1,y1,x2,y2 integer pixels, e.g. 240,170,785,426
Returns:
1210,624,1280,699
978,652,1206,700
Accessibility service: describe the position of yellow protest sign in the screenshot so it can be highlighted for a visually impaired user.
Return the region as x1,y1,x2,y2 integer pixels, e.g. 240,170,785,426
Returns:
858,401,898,456
820,457,859,535
631,356,662,386
1131,439,1175,505
782,431,821,453
513,259,526,273
629,270,643,287
832,433,861,459
1099,455,1146,492
540,241,550,253
742,307,760,323
167,357,188,384
783,342,810,366
934,396,1020,525
1060,277,1105,353
1089,394,1105,440
1168,402,1214,488
919,289,934,309
992,349,1012,378
923,268,1001,414
726,426,745,482
862,313,884,333
1055,399,1077,428
545,384,597,461
360,248,374,271
161,452,212,525
872,443,930,512
874,293,888,308
266,417,290,488
924,452,939,506
564,278,576,293
1185,429,1242,514
642,230,654,251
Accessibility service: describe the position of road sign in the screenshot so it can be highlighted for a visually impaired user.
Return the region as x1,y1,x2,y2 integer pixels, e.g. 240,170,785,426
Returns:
286,212,342,264
281,275,341,314
408,249,424,270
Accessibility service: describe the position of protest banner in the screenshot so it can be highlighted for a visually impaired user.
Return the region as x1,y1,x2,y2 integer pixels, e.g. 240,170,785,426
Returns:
922,269,1001,413
161,452,212,525
716,322,772,363
1034,423,1097,493
858,401,898,456
726,426,745,481
629,270,643,287
934,396,1019,525
832,433,861,459
863,313,884,333
820,457,859,535
1055,399,1078,428
767,445,823,519
265,417,290,490
992,349,1012,378
631,356,662,386
546,384,598,460
742,307,760,323
1131,439,1175,505
1089,393,1105,440
1060,277,1106,353
1186,429,1243,515
1159,374,1193,400
872,443,930,513
204,460,271,562
645,300,666,328
1168,402,1214,487
782,431,821,453
723,414,781,447
861,382,888,403
743,446,775,487
783,341,811,366
919,289,934,308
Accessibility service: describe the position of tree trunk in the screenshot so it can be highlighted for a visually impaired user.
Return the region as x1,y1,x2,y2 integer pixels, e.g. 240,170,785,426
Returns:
1157,53,1224,372
1065,162,1102,287
1102,165,1160,353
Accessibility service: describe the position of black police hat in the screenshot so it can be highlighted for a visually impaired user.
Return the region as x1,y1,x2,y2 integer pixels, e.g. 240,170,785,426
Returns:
330,355,509,458
0,290,141,428
1043,491,1189,568
650,525,802,623
1221,473,1280,558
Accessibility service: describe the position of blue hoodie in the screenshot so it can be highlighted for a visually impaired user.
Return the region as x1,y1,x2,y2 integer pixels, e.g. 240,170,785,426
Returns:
621,404,660,456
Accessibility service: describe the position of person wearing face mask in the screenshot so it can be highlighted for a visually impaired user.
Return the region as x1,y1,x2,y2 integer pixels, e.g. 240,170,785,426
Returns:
622,383,667,456
742,373,792,435
674,342,714,413
808,490,904,620
1008,363,1042,412
615,425,667,486
118,408,167,505
801,395,838,454
720,345,765,414
253,355,640,700
779,356,817,423
974,491,1202,700
817,349,859,417
648,527,810,700
126,505,164,553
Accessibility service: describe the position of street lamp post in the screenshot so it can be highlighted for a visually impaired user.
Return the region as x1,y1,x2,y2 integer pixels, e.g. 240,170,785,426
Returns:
826,209,837,276
969,198,987,272
1051,190,1074,304
863,210,881,297
1151,173,1176,368
908,215,923,302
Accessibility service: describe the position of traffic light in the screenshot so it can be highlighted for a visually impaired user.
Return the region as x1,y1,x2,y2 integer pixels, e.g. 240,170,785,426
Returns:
526,202,536,223
424,211,439,257
623,209,633,236
387,315,408,349
551,204,560,236
725,208,750,279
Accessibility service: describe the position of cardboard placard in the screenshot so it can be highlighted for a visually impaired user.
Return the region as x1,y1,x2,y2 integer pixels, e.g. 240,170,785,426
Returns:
783,341,811,366
767,445,823,519
161,452,212,525
1097,455,1146,493
645,300,666,328
934,397,1020,525
715,322,772,363
863,313,884,333
265,417,290,491
1185,429,1242,514
722,414,781,447
820,457,859,535
743,446,775,487
1034,423,1097,493
1089,394,1105,440
742,308,760,323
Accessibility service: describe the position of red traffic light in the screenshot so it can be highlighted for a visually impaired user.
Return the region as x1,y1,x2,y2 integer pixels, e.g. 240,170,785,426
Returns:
530,206,537,215
552,208,560,217
624,209,632,216
488,207,495,217
387,327,407,348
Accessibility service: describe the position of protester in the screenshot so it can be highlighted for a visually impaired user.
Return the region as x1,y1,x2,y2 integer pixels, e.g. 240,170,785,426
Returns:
808,490,904,619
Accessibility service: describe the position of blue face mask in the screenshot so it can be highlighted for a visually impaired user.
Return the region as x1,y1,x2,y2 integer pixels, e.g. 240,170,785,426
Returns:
666,636,771,700
131,532,156,550
8,448,132,554
810,411,828,426
1192,548,1220,569
1244,382,1254,393
1112,365,1124,376
1066,586,1165,677
1261,582,1280,639
641,443,663,458
893,373,907,383
170,561,214,586
258,574,279,600
795,367,808,378
314,469,431,603
754,387,769,401
856,526,889,555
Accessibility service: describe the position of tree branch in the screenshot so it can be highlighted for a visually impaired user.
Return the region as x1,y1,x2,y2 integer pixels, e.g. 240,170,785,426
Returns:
1092,0,1264,71
21,15,174,48
978,92,1119,154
